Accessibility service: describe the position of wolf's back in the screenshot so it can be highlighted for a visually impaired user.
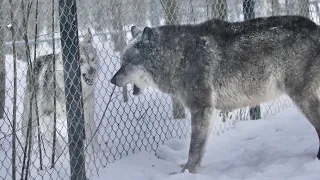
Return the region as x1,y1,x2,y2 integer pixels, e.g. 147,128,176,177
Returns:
198,15,320,42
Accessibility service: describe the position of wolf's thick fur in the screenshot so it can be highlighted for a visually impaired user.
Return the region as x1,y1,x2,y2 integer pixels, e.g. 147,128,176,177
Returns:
111,15,320,173
22,30,100,154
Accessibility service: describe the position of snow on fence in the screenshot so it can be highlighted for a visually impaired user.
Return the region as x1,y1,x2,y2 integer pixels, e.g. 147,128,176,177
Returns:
0,0,315,179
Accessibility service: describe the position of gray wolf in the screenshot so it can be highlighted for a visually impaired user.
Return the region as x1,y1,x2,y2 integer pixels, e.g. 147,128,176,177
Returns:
21,30,100,155
111,15,320,173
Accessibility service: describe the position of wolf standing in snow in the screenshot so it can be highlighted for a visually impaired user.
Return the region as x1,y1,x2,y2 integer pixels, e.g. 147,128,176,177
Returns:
21,30,100,155
111,15,320,173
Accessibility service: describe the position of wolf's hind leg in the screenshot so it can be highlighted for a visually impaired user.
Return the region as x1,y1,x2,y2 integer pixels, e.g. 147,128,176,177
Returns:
289,92,320,159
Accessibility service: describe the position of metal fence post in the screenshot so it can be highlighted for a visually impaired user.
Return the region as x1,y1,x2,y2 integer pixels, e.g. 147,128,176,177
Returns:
58,0,87,179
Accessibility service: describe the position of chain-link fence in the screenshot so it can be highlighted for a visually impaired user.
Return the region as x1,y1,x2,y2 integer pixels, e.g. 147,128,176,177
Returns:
0,0,317,179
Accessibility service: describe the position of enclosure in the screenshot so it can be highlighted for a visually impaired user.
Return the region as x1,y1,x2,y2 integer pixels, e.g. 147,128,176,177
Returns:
0,0,316,179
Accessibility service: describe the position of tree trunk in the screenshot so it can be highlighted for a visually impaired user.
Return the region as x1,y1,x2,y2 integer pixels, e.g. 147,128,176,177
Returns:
285,0,293,15
160,0,178,25
271,0,280,16
299,0,309,17
110,0,125,52
243,0,255,20
110,0,128,102
315,1,320,19
0,0,5,119
149,0,156,26
8,1,17,179
160,0,185,119
92,0,104,32
134,0,147,26
211,0,227,20
189,0,196,23
149,0,162,26
211,0,229,122
243,0,261,120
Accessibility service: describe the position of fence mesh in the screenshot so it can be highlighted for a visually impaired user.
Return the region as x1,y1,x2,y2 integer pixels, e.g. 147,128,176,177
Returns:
0,0,316,179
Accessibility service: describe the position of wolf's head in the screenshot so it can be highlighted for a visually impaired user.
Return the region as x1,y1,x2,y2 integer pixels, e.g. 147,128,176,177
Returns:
111,26,158,95
79,29,99,88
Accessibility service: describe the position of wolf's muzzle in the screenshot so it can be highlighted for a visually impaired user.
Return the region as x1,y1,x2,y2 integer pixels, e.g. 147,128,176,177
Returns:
110,75,117,85
111,66,125,86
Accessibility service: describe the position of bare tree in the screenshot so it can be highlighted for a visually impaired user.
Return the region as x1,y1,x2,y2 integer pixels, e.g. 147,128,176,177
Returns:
51,0,57,168
271,0,280,15
159,0,185,119
8,0,19,179
299,0,310,17
160,0,179,24
109,0,128,102
133,0,148,26
210,0,230,122
285,0,294,15
110,0,125,52
149,0,161,26
243,0,261,120
188,0,196,23
314,2,320,20
0,0,5,119
75,0,91,30
92,0,106,32
211,0,227,20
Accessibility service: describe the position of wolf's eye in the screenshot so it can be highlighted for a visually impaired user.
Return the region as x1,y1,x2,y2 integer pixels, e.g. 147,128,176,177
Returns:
91,58,95,62
80,58,84,63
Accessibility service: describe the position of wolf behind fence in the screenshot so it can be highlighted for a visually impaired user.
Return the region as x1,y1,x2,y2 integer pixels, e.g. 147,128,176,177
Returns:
21,30,100,158
111,15,320,173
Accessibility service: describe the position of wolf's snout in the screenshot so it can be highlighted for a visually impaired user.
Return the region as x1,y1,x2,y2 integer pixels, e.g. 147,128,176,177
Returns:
111,66,126,86
110,76,117,85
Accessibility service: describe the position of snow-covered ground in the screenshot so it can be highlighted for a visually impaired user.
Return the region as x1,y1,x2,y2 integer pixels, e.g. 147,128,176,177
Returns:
93,107,320,180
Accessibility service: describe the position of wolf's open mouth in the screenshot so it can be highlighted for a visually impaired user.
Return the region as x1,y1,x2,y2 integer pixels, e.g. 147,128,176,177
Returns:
82,73,94,85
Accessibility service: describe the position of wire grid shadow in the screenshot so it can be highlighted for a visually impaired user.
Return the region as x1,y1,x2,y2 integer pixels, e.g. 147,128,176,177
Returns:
0,0,317,179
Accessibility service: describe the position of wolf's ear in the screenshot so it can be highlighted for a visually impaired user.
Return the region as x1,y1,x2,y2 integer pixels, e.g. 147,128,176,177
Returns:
84,28,93,43
141,27,153,44
131,26,141,37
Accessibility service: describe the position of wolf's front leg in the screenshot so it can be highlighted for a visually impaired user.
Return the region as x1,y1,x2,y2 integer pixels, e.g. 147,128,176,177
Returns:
182,107,217,173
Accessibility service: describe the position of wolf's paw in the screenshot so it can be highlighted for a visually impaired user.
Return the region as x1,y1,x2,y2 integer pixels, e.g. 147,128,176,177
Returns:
169,169,190,175
181,165,197,174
